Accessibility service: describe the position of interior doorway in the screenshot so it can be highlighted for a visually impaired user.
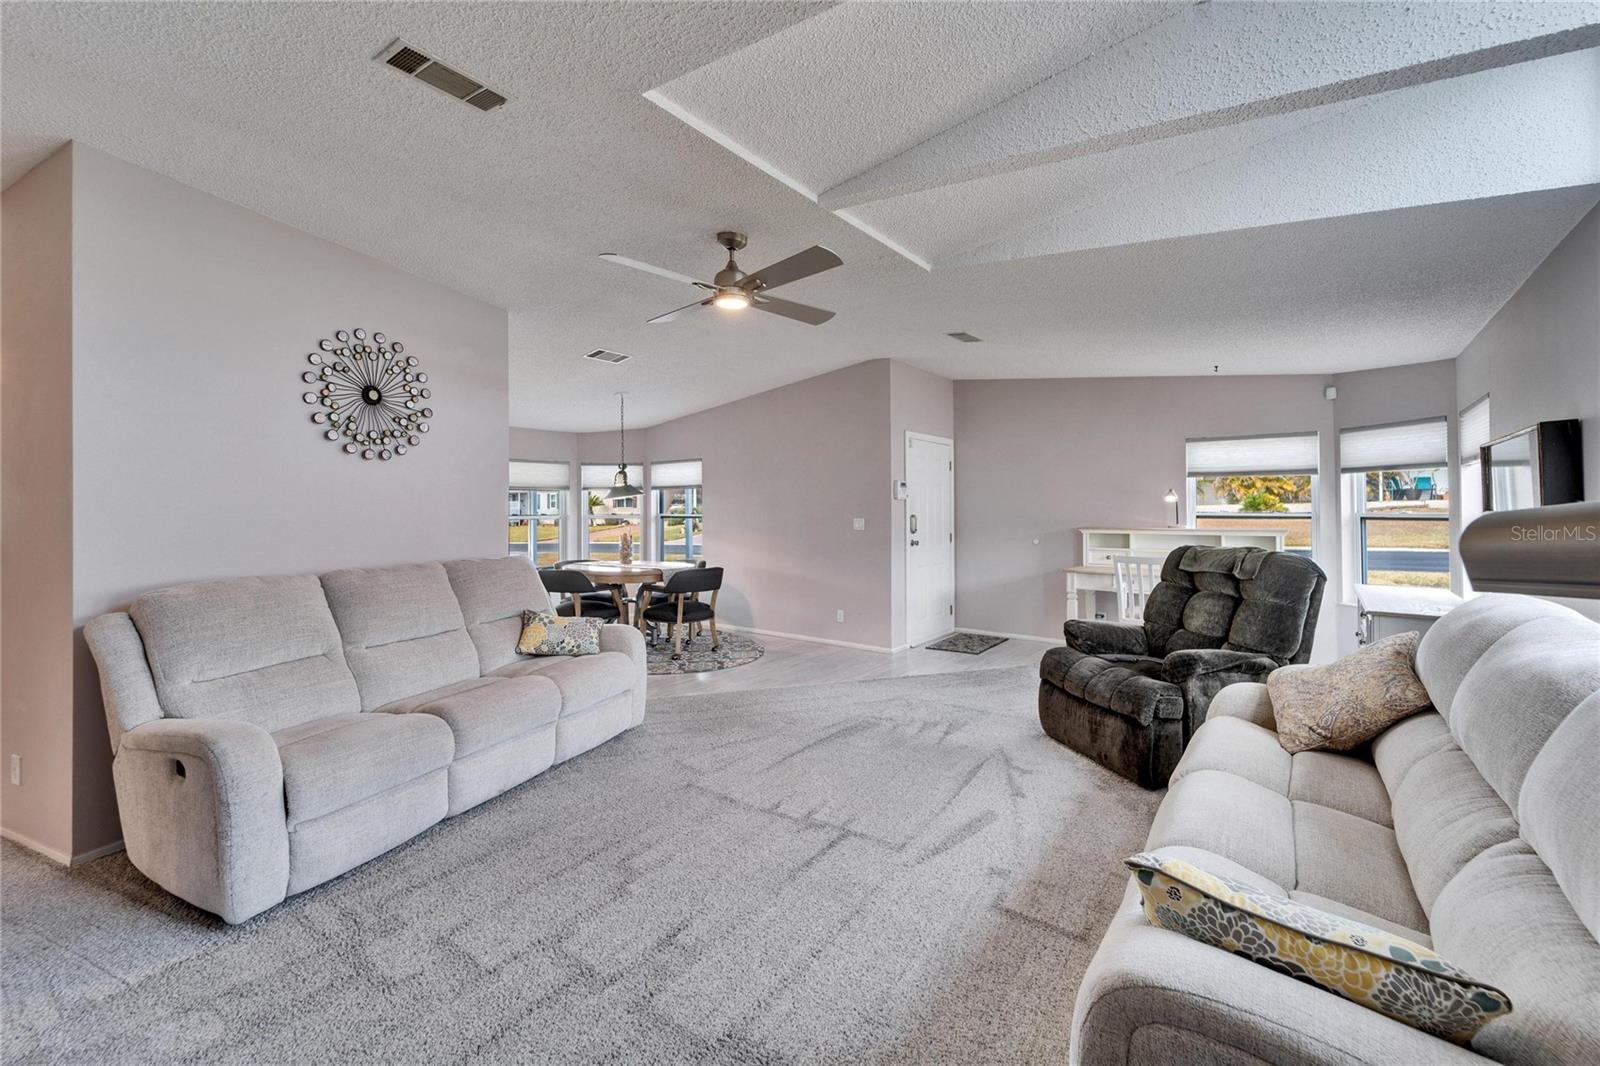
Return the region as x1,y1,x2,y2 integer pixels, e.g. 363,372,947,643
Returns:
905,432,955,647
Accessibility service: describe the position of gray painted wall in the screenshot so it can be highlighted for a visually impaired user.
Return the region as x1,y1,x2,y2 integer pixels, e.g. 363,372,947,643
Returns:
4,145,510,858
1456,202,1599,501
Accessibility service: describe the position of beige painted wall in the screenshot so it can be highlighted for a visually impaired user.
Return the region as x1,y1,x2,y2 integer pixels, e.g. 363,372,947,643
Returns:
3,145,511,859
2,144,76,859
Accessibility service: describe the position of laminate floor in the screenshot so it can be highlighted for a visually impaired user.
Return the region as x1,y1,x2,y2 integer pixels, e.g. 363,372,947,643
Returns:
648,629,1057,699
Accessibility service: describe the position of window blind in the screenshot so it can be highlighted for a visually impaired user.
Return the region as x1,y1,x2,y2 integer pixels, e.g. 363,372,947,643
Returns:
1339,417,1448,473
508,460,570,490
580,463,643,489
649,460,702,488
1459,397,1491,464
1186,432,1319,477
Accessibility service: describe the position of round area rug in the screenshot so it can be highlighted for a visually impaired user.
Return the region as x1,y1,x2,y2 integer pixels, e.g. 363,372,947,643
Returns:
645,629,764,674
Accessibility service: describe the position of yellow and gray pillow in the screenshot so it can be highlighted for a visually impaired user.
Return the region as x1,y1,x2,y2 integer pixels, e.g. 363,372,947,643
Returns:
1127,849,1511,1044
517,610,603,656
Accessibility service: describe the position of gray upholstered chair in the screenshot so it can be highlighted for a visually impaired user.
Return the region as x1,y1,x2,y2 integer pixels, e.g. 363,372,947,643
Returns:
1038,545,1325,788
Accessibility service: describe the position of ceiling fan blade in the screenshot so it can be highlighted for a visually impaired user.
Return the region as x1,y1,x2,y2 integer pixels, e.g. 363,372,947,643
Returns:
647,298,712,324
750,295,835,326
599,253,707,288
739,245,843,293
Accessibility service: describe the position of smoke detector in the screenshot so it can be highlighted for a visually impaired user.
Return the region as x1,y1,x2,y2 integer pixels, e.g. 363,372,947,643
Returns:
376,39,508,112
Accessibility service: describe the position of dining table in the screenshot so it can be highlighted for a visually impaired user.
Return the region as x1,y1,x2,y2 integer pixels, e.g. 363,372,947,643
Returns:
557,559,697,626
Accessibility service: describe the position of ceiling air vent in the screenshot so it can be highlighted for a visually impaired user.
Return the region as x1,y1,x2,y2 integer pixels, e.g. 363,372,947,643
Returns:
946,331,983,343
376,39,508,112
584,349,631,365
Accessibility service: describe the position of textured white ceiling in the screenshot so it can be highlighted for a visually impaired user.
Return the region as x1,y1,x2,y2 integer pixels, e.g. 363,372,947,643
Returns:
4,2,1598,432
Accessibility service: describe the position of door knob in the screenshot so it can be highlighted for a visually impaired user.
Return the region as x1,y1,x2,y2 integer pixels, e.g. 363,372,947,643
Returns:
910,539,920,546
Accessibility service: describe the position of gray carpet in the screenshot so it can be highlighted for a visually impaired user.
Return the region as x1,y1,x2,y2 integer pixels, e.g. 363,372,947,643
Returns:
2,666,1161,1066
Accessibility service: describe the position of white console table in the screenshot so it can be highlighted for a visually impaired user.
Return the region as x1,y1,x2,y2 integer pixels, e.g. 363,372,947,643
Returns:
1064,526,1289,621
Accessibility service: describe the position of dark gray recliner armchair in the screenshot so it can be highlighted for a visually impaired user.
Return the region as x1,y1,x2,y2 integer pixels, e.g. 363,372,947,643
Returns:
1039,545,1326,788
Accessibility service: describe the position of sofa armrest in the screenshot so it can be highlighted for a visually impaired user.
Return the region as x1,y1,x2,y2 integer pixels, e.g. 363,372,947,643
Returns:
598,623,648,726
116,718,289,924
1204,682,1277,729
1162,649,1280,683
1073,881,1487,1066
1064,619,1149,657
84,612,165,754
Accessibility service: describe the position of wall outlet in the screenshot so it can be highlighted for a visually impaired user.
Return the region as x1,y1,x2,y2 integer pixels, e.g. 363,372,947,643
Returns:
9,754,19,787
852,517,865,531
835,610,846,623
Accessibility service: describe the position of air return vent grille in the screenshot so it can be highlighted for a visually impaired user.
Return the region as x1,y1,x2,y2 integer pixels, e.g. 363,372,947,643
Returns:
584,349,631,365
946,331,983,343
376,39,508,112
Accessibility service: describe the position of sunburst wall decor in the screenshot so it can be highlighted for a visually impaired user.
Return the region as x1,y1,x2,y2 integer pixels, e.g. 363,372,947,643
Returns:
301,328,433,460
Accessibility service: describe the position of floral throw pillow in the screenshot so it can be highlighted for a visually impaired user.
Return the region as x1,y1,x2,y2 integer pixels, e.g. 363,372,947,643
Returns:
516,610,603,656
1126,849,1512,1044
1267,631,1432,753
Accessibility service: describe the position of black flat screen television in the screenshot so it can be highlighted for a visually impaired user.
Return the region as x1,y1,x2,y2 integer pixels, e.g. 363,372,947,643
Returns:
1480,419,1583,511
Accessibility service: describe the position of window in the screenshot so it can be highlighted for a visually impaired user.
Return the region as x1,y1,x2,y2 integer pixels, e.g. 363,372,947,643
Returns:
1457,396,1491,542
509,461,570,566
1340,418,1450,589
1186,433,1319,559
580,463,643,561
651,460,703,561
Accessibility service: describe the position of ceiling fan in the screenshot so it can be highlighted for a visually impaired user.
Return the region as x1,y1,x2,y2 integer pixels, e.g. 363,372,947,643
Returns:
600,232,842,326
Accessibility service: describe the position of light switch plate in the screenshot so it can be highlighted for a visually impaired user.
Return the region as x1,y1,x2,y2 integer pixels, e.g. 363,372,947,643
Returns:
852,517,865,531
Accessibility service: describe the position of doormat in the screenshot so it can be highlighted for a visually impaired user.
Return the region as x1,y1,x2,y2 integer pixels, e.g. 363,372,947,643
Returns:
924,632,1008,655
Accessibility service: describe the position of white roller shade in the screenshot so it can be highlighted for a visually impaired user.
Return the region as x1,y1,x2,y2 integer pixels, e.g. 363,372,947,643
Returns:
580,463,643,489
650,459,702,487
508,460,570,490
1340,417,1448,473
1459,397,1491,464
1186,432,1319,477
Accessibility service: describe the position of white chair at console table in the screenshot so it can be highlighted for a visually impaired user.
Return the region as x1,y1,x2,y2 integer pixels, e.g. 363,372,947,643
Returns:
1063,526,1289,621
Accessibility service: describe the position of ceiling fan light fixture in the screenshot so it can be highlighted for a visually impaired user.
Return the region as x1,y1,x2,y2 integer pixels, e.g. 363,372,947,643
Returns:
713,290,751,311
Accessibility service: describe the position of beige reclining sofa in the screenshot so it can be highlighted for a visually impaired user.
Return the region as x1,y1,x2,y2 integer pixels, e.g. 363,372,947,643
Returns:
1071,593,1599,1065
85,555,645,923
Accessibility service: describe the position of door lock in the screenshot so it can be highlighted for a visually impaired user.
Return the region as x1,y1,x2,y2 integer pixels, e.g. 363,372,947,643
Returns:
910,539,920,547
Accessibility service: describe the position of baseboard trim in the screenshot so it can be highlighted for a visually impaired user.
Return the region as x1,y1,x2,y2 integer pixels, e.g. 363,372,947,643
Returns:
1,827,71,866
0,828,126,866
722,625,898,655
956,627,1059,644
73,839,126,864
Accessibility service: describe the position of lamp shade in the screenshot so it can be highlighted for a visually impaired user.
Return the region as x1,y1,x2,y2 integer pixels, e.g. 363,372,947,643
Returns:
603,466,642,500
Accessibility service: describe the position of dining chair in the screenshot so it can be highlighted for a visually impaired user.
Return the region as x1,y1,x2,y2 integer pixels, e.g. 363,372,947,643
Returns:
641,566,723,659
539,567,623,622
1112,554,1166,623
552,558,618,613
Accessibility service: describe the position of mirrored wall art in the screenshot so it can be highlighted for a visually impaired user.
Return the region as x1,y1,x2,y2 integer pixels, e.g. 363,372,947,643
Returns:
303,330,433,460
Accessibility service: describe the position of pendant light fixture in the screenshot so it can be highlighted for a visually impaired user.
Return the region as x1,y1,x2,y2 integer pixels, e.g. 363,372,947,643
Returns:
604,392,642,501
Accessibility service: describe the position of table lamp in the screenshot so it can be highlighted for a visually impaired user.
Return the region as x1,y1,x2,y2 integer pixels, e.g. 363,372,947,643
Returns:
1163,489,1181,526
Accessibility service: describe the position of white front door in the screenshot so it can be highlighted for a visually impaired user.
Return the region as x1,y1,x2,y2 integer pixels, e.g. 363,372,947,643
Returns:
905,433,955,646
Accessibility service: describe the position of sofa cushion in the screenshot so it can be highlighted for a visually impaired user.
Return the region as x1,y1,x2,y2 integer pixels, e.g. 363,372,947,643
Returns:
376,675,560,758
491,652,635,714
273,712,453,829
1429,839,1600,1066
1039,646,1182,726
1517,692,1600,942
320,563,482,712
443,556,554,675
1293,802,1426,932
1288,750,1392,828
1147,769,1296,888
1268,632,1432,753
1139,546,1323,663
130,574,359,733
1169,716,1290,795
